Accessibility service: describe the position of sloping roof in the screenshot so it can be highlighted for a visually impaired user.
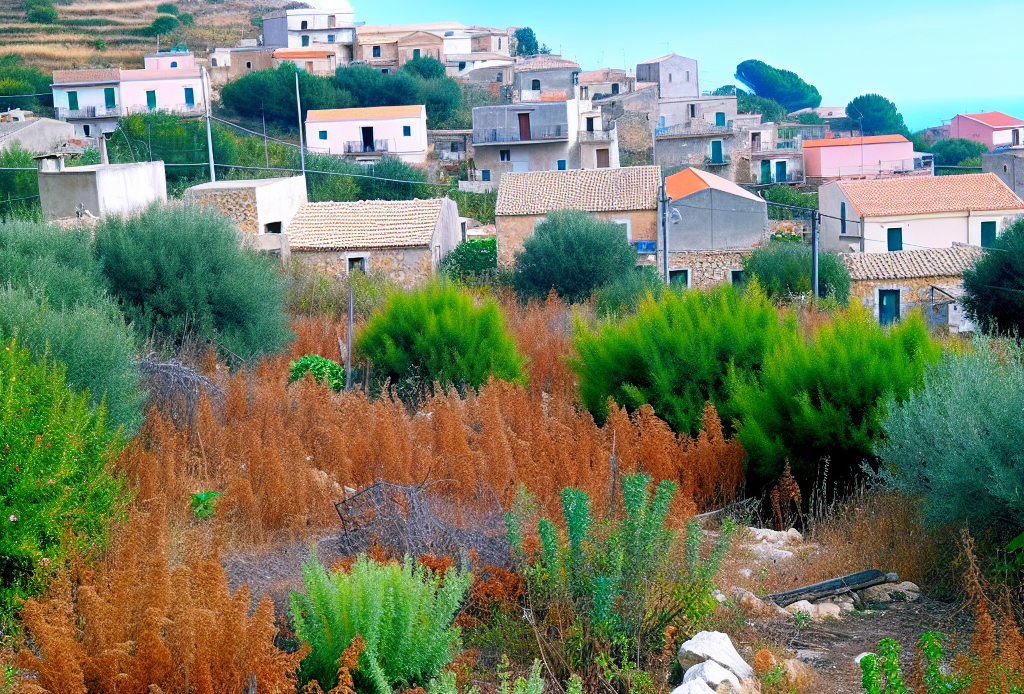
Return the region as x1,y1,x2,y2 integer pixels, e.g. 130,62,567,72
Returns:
638,53,676,64
665,167,764,203
496,166,661,216
273,48,337,58
803,134,908,148
959,111,1024,128
51,69,120,85
578,68,627,84
838,173,1024,217
844,245,985,281
120,68,200,81
287,198,445,250
306,105,425,122
515,55,580,71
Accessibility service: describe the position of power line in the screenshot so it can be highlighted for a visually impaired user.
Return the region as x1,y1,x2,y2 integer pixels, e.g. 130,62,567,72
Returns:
0,93,53,98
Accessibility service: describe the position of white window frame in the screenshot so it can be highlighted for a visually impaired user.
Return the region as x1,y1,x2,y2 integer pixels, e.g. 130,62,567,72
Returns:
345,253,368,274
612,218,632,242
668,268,691,288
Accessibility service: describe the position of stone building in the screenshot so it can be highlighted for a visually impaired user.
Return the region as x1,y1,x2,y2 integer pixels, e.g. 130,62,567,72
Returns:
664,249,751,289
36,156,166,221
494,166,661,266
984,150,1024,201
514,55,581,102
843,245,984,330
287,197,462,287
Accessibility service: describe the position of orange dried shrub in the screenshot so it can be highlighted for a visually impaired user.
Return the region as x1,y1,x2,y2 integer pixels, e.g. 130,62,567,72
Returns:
13,501,307,694
501,290,578,402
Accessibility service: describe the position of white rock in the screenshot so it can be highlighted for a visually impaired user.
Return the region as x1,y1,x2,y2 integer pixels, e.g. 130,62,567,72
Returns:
746,542,794,561
796,649,825,663
785,528,803,543
731,587,792,620
669,681,716,694
738,568,753,579
786,600,817,618
713,589,728,604
815,602,842,620
684,661,741,692
854,652,873,664
839,601,855,612
782,658,815,687
678,631,755,679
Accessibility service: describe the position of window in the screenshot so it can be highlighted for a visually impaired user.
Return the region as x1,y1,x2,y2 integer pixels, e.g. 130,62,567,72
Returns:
715,111,725,127
246,61,252,69
887,228,903,252
531,79,540,90
879,289,900,326
327,34,335,43
301,35,310,46
318,130,327,140
689,104,696,118
481,170,491,181
348,256,366,274
668,73,672,82
557,159,567,170
264,221,282,234
611,83,619,95
402,125,411,137
496,72,503,82
184,87,194,107
67,91,78,110
668,269,689,288
381,68,390,74
840,202,847,234
413,48,421,59
211,58,218,67
146,90,156,109
328,15,336,27
82,124,91,137
300,20,308,29
612,218,632,242
686,70,690,82
458,61,466,70
450,141,459,152
981,220,997,247
170,61,177,67
104,87,115,109
461,221,467,242
372,45,381,58
731,269,744,286
498,38,501,49
499,149,511,161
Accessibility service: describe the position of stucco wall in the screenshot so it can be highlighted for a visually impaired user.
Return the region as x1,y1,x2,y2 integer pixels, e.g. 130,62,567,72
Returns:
667,188,768,250
666,249,749,288
983,152,1024,200
474,141,573,185
293,247,433,287
306,112,428,162
495,209,657,266
119,75,205,113
806,141,915,178
0,119,75,154
39,161,166,221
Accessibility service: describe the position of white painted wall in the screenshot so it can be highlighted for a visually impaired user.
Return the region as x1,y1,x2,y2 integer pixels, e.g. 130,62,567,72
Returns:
53,85,118,111
993,128,1024,146
860,210,1024,252
119,75,205,113
254,175,308,233
306,111,428,163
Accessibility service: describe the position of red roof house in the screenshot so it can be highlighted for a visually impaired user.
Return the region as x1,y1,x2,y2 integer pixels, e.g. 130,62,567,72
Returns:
949,111,1024,151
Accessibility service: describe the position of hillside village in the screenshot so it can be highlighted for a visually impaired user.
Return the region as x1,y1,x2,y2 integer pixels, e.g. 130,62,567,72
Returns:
1,1,1023,694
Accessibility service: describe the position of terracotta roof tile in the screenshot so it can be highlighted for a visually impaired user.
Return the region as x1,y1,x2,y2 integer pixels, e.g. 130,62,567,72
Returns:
51,69,120,85
803,134,908,148
515,55,580,71
666,167,764,203
959,111,1024,128
306,105,425,122
288,198,445,250
844,245,985,281
838,173,1024,217
496,166,661,216
578,68,627,84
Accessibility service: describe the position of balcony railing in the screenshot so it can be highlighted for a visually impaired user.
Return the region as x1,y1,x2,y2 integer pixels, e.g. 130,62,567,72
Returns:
703,154,732,166
55,106,122,120
578,123,616,143
750,141,803,154
344,139,390,154
655,122,733,137
473,124,569,144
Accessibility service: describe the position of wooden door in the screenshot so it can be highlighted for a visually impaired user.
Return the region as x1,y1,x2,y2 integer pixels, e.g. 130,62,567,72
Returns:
518,113,531,140
596,148,610,168
879,290,899,326
760,160,770,184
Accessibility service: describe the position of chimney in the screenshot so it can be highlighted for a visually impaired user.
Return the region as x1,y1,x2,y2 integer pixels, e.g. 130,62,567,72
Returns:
99,134,110,165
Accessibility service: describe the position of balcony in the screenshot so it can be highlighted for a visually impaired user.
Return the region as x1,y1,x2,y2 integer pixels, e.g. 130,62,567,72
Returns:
122,105,205,118
473,124,570,145
703,154,732,166
655,122,733,138
344,139,390,154
55,106,122,120
578,123,616,143
750,141,803,155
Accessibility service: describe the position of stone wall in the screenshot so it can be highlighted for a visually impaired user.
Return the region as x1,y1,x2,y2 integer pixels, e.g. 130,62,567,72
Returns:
496,209,658,266
850,276,962,322
667,249,749,288
293,247,434,288
186,188,259,234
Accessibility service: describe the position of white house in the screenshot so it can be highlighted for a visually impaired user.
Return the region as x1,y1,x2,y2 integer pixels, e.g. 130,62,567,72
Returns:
272,47,339,76
262,0,356,63
820,173,1024,253
305,105,428,164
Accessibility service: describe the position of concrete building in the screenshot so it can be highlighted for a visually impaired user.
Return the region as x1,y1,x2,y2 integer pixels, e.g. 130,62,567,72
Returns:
514,55,581,102
949,111,1024,151
262,0,356,63
470,93,620,188
428,129,473,162
578,69,634,101
288,197,462,287
636,54,699,99
306,105,428,164
819,173,1024,253
273,47,340,76
36,156,166,221
0,117,75,154
208,46,275,88
734,122,827,186
844,245,984,329
355,23,510,75
494,166,661,266
803,135,932,181
984,150,1024,200
664,167,767,252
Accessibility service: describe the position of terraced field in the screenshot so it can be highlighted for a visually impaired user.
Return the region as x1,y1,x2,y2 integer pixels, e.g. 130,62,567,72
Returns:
0,0,285,70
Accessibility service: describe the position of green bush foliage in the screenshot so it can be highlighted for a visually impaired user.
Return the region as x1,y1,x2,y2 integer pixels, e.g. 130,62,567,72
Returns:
155,2,177,13
593,266,665,318
358,156,430,200
743,241,851,303
845,94,909,136
26,2,58,23
356,283,524,397
734,60,821,112
573,283,784,436
876,337,1024,538
962,216,1024,334
401,56,446,80
507,475,734,681
0,54,53,113
513,27,539,56
513,210,636,302
860,634,972,694
0,339,126,631
732,303,940,488
761,184,818,217
290,552,472,693
145,14,180,35
177,13,193,26
441,238,497,283
285,260,394,319
289,354,345,392
94,203,291,361
0,143,39,212
930,138,987,166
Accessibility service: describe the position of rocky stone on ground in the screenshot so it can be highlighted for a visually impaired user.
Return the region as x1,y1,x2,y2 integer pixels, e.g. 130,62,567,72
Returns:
731,587,793,620
678,631,755,679
741,527,804,562
861,581,921,604
785,599,842,621
683,661,742,692
782,658,816,688
669,681,717,694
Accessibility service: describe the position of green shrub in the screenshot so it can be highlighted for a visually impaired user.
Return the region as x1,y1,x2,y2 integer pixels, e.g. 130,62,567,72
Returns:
875,336,1024,537
94,203,291,361
572,282,785,436
145,14,179,35
356,283,524,397
513,210,636,302
304,152,362,202
400,56,446,80
0,339,127,632
0,143,39,206
359,155,430,200
290,552,471,693
26,2,57,23
593,266,665,317
961,217,1024,334
732,303,940,488
743,241,850,303
930,138,987,167
289,354,345,392
155,2,177,13
441,237,496,283
860,633,972,694
761,184,817,218
178,12,193,25
284,260,394,319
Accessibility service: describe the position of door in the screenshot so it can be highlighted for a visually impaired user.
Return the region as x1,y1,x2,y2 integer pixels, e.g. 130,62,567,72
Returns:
981,220,997,247
887,227,903,251
518,113,531,141
586,117,595,132
715,111,725,127
775,160,787,183
413,48,421,59
67,91,79,111
146,90,156,109
710,140,723,164
305,61,313,72
760,160,771,184
301,35,309,46
879,290,900,326
751,132,761,150
361,126,374,151
1014,129,1021,147
596,148,610,168
104,87,115,109
184,87,194,107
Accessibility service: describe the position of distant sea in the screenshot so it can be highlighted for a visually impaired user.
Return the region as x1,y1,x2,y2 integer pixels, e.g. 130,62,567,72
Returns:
899,96,1024,132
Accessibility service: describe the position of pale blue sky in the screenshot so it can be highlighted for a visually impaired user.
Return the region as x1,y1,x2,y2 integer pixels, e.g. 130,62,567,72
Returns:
358,0,1024,131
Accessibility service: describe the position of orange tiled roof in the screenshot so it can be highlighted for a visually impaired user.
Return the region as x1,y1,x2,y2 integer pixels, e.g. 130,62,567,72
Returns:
306,105,425,121
516,55,580,71
288,198,445,250
274,48,337,59
496,166,661,216
51,69,120,85
803,134,908,148
844,246,985,281
838,173,1024,217
578,68,627,84
666,167,764,203
959,111,1024,128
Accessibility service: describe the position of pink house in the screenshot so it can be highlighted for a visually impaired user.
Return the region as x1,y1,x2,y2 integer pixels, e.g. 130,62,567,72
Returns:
949,112,1024,151
803,134,928,180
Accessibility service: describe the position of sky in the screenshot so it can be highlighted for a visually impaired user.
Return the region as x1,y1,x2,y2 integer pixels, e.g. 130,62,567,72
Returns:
357,0,1024,131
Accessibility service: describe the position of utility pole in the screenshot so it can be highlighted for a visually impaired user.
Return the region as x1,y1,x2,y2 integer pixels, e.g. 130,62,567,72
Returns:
262,111,269,168
295,73,306,176
660,182,670,284
202,66,215,183
345,282,353,391
810,210,819,299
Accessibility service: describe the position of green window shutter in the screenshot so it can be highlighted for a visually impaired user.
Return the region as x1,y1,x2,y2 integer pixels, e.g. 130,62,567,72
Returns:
887,228,903,251
146,90,156,109
184,87,194,106
318,130,327,140
980,220,996,248
715,111,725,127
104,87,115,109
67,91,78,110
